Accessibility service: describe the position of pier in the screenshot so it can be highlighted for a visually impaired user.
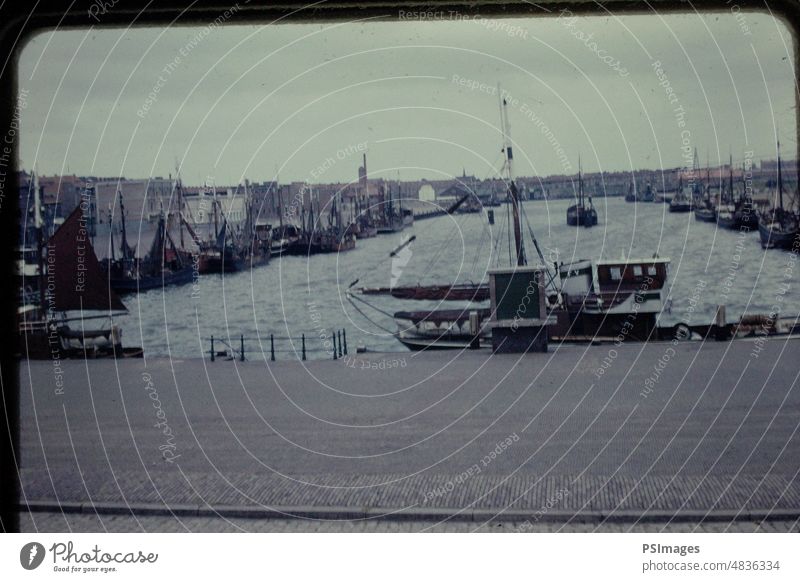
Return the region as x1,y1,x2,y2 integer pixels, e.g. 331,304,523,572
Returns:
18,335,800,526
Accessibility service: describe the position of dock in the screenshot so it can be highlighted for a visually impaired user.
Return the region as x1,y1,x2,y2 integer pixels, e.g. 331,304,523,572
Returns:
17,334,800,527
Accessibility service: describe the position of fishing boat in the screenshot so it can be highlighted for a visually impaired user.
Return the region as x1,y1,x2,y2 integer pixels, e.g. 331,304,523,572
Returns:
716,155,758,231
694,203,716,222
348,94,671,350
18,183,140,359
354,197,378,238
625,181,637,203
668,194,692,212
101,192,194,293
271,223,303,255
668,174,693,212
566,158,598,227
376,184,405,234
758,142,799,250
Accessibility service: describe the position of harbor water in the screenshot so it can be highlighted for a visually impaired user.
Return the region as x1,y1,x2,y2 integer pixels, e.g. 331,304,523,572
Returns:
116,197,800,359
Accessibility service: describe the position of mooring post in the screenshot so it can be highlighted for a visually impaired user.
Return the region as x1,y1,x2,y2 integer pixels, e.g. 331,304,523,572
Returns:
301,334,306,361
240,334,245,362
342,329,348,355
332,332,337,360
337,330,343,357
270,334,275,362
210,335,215,362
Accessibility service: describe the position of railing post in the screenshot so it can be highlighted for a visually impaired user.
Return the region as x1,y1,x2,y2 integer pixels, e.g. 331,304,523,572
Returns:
210,335,215,362
240,334,245,362
342,329,348,355
270,334,275,362
332,332,337,360
337,330,343,357
301,334,306,361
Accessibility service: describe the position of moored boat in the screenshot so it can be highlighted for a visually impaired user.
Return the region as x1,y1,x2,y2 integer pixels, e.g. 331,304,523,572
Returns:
757,141,799,251
566,158,598,227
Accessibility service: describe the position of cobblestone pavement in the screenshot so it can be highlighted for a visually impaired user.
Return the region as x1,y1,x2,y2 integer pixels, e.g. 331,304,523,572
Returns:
18,512,800,533
17,338,800,521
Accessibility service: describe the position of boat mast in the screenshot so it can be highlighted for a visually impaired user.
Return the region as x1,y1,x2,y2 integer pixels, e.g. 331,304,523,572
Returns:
211,180,219,240
175,166,185,250
498,85,526,266
728,153,734,202
777,140,784,209
118,190,130,262
578,154,584,208
33,172,47,317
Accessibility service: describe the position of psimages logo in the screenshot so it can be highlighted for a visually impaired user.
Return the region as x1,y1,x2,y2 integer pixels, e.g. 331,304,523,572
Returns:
20,542,46,570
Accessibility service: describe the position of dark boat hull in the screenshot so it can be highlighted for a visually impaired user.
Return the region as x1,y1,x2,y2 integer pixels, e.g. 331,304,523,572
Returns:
718,213,759,231
566,205,598,227
669,202,692,213
111,265,195,293
694,208,716,222
199,253,245,273
759,222,800,250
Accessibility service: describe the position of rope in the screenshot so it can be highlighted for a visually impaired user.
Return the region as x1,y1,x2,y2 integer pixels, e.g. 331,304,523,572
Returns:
346,292,398,334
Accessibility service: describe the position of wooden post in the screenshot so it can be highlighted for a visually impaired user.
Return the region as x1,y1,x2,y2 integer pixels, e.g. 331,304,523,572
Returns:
270,334,275,361
240,334,245,362
210,335,215,362
342,329,348,355
332,332,337,360
301,334,306,361
337,331,343,357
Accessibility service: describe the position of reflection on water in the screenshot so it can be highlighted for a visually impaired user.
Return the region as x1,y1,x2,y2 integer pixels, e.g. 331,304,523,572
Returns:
117,198,799,359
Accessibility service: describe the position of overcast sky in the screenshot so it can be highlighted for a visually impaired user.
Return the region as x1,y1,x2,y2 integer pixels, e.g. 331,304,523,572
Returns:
18,10,797,185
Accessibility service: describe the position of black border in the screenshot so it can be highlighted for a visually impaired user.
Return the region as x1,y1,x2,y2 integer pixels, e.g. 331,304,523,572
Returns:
1,0,799,534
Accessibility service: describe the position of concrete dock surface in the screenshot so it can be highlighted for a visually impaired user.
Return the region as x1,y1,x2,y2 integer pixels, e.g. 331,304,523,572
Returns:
15,335,800,529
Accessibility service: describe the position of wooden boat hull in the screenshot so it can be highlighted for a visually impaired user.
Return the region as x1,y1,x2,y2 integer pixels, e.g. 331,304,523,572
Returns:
395,308,490,350
111,265,195,293
198,252,245,274
669,202,692,212
566,205,598,226
694,208,716,222
356,226,378,239
759,221,800,250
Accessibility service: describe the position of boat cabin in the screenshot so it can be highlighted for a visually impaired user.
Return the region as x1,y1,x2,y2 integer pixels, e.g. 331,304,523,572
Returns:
595,258,669,292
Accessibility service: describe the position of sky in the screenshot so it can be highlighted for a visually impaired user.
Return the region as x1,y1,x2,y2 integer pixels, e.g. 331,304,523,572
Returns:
17,9,798,186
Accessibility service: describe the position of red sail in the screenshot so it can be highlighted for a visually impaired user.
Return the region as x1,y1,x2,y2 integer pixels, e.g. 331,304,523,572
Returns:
44,206,127,312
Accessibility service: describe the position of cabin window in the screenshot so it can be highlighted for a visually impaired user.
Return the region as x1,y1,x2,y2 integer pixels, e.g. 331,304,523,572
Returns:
633,265,643,277
610,267,622,280
647,265,657,276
